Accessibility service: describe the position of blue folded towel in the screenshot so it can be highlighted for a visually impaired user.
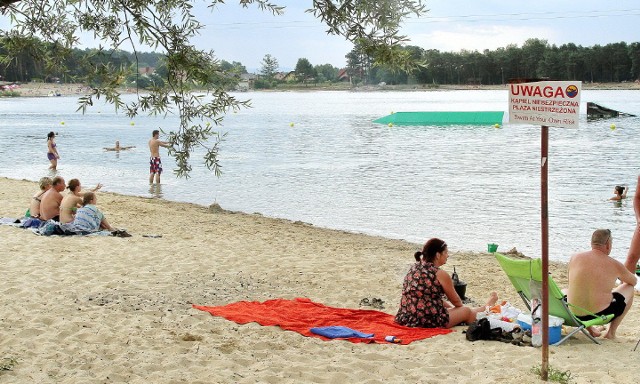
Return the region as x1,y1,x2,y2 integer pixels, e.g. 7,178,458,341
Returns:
310,325,374,339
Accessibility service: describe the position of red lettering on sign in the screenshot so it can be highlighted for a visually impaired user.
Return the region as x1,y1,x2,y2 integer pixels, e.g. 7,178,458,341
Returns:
510,84,569,98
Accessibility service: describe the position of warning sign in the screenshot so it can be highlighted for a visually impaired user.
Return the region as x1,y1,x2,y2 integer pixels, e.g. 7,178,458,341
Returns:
508,81,582,128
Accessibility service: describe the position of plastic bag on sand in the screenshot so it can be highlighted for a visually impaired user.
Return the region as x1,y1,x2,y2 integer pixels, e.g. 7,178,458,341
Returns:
477,302,523,332
500,302,522,322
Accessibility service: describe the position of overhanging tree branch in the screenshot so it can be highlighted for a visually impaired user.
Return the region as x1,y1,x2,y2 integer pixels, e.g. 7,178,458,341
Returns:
0,0,427,177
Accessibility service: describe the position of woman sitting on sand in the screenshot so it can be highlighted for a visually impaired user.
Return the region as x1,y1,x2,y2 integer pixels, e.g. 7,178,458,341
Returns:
395,238,498,328
28,176,52,218
59,179,103,223
61,192,114,233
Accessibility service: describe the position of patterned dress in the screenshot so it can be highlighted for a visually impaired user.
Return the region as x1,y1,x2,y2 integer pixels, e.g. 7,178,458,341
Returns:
395,261,449,328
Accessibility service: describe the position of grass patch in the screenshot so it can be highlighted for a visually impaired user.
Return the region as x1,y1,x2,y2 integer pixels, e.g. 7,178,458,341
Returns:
531,365,573,384
0,90,21,97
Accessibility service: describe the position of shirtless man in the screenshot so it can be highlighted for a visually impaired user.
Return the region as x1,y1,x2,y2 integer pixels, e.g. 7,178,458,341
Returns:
148,130,170,184
624,175,640,273
39,176,66,221
567,229,637,339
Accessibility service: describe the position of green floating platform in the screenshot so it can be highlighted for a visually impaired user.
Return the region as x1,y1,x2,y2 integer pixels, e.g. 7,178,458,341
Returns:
373,111,504,126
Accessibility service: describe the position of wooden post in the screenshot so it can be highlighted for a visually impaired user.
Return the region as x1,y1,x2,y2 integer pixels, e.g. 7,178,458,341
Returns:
541,125,549,380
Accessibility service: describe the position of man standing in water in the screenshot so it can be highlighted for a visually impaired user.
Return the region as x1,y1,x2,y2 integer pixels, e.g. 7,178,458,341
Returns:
148,130,170,184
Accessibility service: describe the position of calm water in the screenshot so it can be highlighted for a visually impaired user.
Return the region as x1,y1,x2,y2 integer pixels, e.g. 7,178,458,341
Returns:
1,89,639,264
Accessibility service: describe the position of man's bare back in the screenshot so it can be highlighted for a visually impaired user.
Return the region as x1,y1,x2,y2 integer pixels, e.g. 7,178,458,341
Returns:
40,178,65,220
567,229,637,339
568,250,626,314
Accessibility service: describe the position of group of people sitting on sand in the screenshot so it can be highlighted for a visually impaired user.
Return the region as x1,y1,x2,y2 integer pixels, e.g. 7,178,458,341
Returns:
395,177,640,341
27,176,117,234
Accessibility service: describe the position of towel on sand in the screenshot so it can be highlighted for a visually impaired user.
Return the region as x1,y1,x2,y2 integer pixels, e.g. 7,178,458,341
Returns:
193,297,452,344
310,325,374,339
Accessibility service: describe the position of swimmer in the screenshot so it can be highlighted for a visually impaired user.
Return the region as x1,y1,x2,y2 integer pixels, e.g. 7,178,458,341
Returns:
610,185,628,201
104,140,136,151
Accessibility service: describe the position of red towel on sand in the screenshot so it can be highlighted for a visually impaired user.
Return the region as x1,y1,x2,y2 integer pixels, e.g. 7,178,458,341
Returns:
193,297,452,344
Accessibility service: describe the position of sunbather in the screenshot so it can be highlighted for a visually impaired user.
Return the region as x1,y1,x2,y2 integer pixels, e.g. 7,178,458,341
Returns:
59,179,103,223
567,229,637,339
395,237,499,328
28,177,52,218
39,176,66,221
62,191,114,233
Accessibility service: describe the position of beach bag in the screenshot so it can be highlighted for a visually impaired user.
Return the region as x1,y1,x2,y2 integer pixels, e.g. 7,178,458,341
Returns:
465,318,502,341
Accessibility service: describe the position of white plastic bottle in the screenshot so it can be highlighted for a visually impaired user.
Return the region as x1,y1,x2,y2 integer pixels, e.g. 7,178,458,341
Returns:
385,335,402,343
531,298,542,347
529,280,543,347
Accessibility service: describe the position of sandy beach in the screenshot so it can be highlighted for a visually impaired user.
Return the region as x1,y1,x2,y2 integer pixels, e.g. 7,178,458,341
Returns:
3,80,640,98
1,176,639,383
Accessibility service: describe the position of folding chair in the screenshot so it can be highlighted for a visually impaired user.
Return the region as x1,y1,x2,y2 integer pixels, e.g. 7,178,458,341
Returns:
494,252,614,345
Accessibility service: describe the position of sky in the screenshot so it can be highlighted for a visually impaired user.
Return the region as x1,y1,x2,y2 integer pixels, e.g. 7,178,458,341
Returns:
193,0,640,72
1,1,639,72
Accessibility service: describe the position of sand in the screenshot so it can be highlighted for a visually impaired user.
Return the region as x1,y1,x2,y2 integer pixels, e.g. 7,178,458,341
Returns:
1,176,639,383
5,80,640,98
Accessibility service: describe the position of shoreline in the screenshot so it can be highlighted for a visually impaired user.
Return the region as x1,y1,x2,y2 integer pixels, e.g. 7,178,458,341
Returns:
3,81,639,97
2,176,640,383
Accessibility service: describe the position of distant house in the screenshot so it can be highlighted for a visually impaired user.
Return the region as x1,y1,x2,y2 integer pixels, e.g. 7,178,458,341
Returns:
274,72,288,81
337,68,349,82
139,66,155,75
236,73,256,91
282,71,297,82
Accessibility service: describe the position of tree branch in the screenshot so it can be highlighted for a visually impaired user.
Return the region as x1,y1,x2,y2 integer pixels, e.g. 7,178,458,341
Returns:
0,0,21,8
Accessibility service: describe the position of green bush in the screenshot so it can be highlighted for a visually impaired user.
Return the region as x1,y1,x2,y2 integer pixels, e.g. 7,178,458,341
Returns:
0,90,21,97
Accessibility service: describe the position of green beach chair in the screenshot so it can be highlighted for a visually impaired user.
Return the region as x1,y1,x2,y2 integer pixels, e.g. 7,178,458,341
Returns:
494,252,614,345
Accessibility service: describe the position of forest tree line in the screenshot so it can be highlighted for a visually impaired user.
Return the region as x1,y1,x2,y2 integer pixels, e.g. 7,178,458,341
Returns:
351,38,640,86
1,36,639,88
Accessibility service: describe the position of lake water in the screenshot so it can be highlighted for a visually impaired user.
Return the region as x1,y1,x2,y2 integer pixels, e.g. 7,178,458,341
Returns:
1,89,639,264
